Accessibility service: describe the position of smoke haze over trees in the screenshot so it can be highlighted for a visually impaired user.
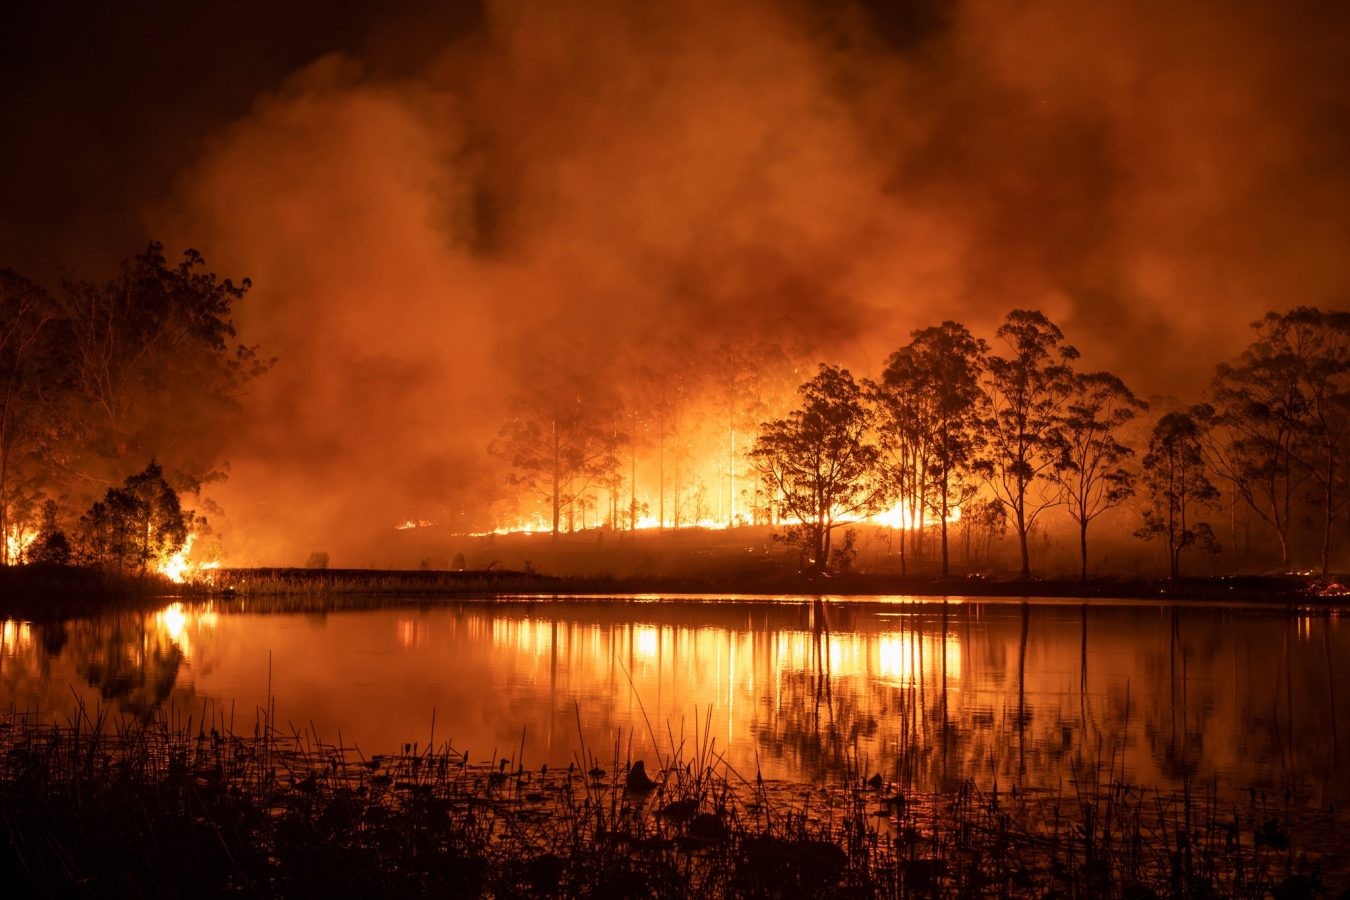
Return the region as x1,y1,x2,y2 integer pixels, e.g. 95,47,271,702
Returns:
0,246,265,569
1,0,1348,568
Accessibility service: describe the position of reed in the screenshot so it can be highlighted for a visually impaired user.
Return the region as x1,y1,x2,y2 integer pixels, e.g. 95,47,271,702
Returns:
0,703,1343,897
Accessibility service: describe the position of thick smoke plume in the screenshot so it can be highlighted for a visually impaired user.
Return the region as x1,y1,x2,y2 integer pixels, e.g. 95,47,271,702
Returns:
156,0,1350,564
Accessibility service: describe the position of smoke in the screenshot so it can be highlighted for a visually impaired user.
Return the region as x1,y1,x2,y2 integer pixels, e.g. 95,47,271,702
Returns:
157,0,1350,564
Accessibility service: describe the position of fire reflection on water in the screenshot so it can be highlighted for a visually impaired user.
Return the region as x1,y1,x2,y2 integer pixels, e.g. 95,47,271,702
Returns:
0,600,1344,809
152,602,219,661
1,619,33,656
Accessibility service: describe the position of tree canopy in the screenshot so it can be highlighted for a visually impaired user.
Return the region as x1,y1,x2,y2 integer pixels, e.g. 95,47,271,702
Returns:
0,243,268,569
751,364,883,574
977,310,1079,577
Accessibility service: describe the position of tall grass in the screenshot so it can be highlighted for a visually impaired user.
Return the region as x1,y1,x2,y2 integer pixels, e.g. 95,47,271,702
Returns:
1,699,1344,898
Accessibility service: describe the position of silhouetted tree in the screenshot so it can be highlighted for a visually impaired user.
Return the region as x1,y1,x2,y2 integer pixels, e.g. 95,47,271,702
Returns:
977,310,1079,577
1136,412,1220,578
873,322,987,576
751,365,883,573
1200,307,1350,577
867,362,930,575
958,497,1008,567
1280,309,1350,578
28,499,70,565
0,271,67,563
492,370,622,537
75,461,189,574
1197,322,1310,571
713,338,796,526
57,243,271,494
1053,371,1146,580
623,350,697,529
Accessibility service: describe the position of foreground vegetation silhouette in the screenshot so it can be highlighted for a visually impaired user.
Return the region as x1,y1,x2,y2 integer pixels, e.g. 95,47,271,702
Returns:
0,703,1344,898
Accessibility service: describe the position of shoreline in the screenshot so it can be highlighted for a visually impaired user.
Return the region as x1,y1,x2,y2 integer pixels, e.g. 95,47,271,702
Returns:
1,564,1345,620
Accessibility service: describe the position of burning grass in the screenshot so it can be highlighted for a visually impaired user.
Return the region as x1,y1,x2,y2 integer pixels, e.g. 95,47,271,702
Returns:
1,702,1345,898
212,567,557,597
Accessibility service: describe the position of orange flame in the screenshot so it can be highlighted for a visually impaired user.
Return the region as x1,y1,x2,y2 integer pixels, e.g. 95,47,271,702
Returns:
156,533,221,584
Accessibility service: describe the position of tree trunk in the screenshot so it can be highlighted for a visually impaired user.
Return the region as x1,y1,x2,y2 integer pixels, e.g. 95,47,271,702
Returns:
818,516,830,574
1016,500,1030,578
1079,517,1089,582
0,483,7,567
728,426,736,526
658,417,665,530
1322,444,1335,581
897,523,907,578
939,478,949,577
550,421,561,538
673,453,682,527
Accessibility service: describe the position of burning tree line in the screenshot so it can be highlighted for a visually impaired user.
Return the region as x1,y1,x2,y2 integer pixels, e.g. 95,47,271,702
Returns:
495,308,1349,581
0,244,268,578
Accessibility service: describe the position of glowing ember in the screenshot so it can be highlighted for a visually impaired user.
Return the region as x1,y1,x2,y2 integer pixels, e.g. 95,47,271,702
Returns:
395,518,435,530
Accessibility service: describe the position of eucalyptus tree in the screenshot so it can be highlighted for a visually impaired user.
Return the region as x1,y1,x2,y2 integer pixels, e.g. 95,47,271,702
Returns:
74,460,190,574
1053,371,1146,580
976,310,1079,577
867,354,931,576
751,364,883,573
0,244,269,560
1282,308,1350,578
1196,307,1350,575
0,271,63,563
958,497,1008,567
58,243,269,494
492,373,623,537
1196,329,1307,571
712,338,796,526
1136,412,1220,579
873,322,987,576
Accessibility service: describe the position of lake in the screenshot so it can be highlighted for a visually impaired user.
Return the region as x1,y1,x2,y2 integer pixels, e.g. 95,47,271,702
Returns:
1,596,1344,809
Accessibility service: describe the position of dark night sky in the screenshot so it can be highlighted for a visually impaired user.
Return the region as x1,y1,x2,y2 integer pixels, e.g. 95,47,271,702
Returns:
3,0,1349,563
0,1,487,276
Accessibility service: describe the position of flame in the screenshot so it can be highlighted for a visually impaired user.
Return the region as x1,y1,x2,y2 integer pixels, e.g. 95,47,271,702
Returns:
156,533,221,585
4,525,37,564
474,503,960,536
470,515,559,536
395,518,435,531
470,515,739,536
870,501,960,530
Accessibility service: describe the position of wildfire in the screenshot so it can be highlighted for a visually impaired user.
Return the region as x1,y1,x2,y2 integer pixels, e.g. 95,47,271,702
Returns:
395,518,435,530
470,515,735,536
471,504,960,536
870,501,961,529
4,525,37,563
156,534,221,585
470,515,555,536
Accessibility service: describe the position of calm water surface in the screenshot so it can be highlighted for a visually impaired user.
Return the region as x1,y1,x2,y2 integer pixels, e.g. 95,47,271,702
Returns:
1,597,1345,808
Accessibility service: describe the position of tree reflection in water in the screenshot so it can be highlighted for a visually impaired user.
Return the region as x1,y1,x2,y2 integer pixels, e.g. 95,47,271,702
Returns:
0,598,1343,810
725,601,1345,805
76,617,185,719
1,604,201,722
